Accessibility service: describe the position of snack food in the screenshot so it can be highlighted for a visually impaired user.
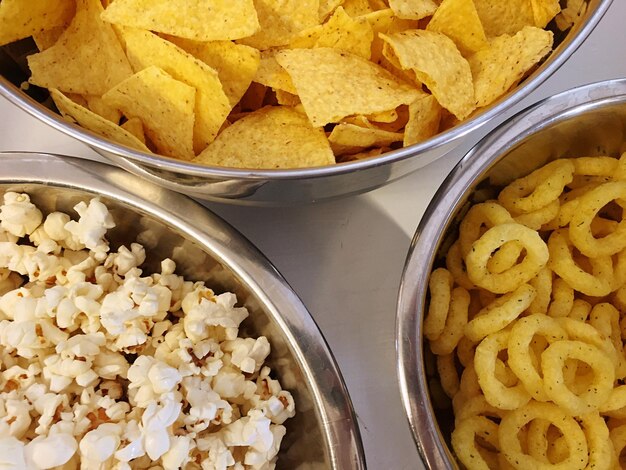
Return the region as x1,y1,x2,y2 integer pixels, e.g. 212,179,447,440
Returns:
424,152,626,469
0,0,574,169
0,192,295,468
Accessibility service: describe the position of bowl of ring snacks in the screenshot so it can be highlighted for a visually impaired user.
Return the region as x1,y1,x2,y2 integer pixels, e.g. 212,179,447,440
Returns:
397,78,626,469
0,152,365,469
0,0,612,204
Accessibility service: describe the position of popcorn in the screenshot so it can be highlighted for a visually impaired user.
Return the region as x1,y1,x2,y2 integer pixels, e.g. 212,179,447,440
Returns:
0,192,43,238
0,194,294,468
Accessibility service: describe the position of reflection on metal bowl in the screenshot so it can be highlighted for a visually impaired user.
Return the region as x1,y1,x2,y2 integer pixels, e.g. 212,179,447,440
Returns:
0,0,613,205
396,78,626,469
0,152,365,469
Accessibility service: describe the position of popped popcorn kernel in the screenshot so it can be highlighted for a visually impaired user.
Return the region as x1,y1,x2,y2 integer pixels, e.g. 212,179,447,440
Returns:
0,195,295,468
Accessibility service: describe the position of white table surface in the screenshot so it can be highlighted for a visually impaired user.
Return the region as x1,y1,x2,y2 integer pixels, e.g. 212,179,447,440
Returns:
2,4,626,467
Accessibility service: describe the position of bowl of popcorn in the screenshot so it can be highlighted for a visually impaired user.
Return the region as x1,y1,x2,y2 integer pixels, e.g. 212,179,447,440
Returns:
0,152,365,469
397,78,626,469
0,0,613,204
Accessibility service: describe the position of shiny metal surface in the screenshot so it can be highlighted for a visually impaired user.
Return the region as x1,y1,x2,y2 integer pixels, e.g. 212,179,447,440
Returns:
0,0,611,205
0,152,366,469
396,78,626,469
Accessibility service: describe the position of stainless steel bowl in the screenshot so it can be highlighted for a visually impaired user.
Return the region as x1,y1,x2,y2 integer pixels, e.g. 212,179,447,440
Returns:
0,152,365,469
0,1,612,205
396,78,626,469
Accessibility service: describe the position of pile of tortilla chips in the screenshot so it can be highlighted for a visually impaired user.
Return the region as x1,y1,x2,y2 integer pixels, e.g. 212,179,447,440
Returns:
1,0,575,169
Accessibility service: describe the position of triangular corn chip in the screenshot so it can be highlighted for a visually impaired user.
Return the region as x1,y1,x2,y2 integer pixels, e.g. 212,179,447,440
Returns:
427,0,489,56
329,123,403,155
254,52,298,95
27,0,132,95
290,7,374,59
195,107,335,169
122,28,231,153
101,0,259,41
120,117,146,145
473,0,535,37
102,66,196,161
0,0,75,46
320,0,345,21
389,0,438,20
239,0,320,50
342,0,373,16
50,89,149,152
167,38,261,107
276,48,422,127
404,95,442,146
470,26,553,108
381,30,475,120
531,0,561,28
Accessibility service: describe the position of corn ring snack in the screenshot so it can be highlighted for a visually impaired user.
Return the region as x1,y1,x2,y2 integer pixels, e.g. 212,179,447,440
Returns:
424,267,454,341
513,199,560,230
465,223,549,294
546,278,574,318
459,201,514,257
474,330,531,410
446,241,475,290
451,416,501,470
578,412,614,470
436,352,460,398
497,159,575,214
465,284,536,342
508,314,567,401
547,229,613,296
454,394,505,425
498,401,588,470
541,340,614,416
569,181,626,257
609,424,626,463
430,286,470,355
529,267,552,314
568,298,592,322
572,156,619,177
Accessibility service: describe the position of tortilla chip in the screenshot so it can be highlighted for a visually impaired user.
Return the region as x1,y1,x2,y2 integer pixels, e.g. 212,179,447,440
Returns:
381,30,475,119
101,0,259,41
473,0,535,37
50,89,149,152
0,0,75,46
254,51,298,94
102,66,196,161
27,0,132,95
329,123,403,155
83,95,121,124
389,0,438,20
239,82,267,111
367,109,398,123
380,40,422,87
290,7,374,59
404,95,442,146
276,48,422,127
166,38,261,107
320,0,345,20
363,9,396,63
122,28,231,153
275,90,301,107
194,107,335,169
342,0,374,16
470,26,553,107
120,117,146,145
239,0,320,50
427,0,489,56
531,0,561,28
32,25,67,51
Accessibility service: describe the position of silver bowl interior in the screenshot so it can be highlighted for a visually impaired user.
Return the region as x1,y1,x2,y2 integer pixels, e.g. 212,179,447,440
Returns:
0,0,613,204
0,152,365,469
396,78,626,469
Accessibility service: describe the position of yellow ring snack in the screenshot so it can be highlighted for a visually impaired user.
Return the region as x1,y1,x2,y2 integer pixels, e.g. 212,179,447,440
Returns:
430,286,470,355
497,159,575,214
507,314,567,402
498,401,588,470
452,416,500,470
547,228,613,296
424,267,454,341
569,181,626,257
465,284,536,342
474,330,531,410
541,340,615,415
465,222,549,294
